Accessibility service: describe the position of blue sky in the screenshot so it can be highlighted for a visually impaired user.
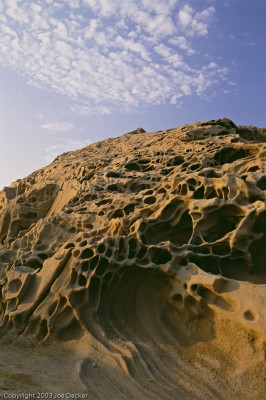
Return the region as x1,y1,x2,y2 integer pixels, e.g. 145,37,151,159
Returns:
0,0,265,188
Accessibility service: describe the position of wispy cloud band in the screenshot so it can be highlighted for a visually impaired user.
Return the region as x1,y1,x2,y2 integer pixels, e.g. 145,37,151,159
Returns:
41,122,74,132
45,138,91,163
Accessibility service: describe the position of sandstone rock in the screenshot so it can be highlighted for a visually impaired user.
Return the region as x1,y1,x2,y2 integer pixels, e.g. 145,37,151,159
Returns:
125,127,146,135
0,119,266,399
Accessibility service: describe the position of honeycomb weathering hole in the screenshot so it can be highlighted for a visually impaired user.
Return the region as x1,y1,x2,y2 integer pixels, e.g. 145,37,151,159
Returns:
8,279,22,293
144,210,193,245
81,248,94,259
243,310,256,321
97,266,174,340
214,147,252,165
150,248,172,265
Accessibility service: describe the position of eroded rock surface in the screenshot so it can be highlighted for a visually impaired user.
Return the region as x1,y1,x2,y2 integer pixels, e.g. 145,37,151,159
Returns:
0,118,266,399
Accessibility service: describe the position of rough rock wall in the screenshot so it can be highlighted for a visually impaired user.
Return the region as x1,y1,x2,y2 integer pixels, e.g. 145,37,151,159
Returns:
0,118,266,345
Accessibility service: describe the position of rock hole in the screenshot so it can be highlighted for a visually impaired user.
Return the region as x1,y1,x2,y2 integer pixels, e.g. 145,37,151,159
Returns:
244,310,256,321
8,279,22,293
64,243,75,249
96,199,112,206
179,184,188,196
257,176,266,190
199,169,221,178
247,166,259,172
193,186,205,199
212,244,231,256
144,196,156,205
97,243,105,254
214,147,251,165
197,286,236,311
124,203,136,215
145,210,193,246
137,247,147,259
105,248,112,258
139,221,146,233
89,255,99,270
190,163,200,171
107,184,119,192
160,199,183,220
118,238,125,252
166,155,184,167
128,238,138,259
25,212,38,219
161,167,174,176
150,248,172,265
200,205,243,242
26,259,43,269
194,246,210,255
78,274,87,287
205,187,217,199
108,238,115,246
125,162,141,172
81,261,90,273
111,209,124,218
70,290,85,306
7,298,17,312
187,178,197,187
81,248,94,260
73,249,80,258
106,171,122,178
190,255,220,275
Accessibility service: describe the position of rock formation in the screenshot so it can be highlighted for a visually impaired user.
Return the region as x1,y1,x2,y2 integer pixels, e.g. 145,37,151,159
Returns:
0,119,265,399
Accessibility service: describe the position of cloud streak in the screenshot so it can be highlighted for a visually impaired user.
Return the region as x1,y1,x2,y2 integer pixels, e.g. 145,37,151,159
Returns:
45,138,91,163
41,122,74,132
0,0,228,115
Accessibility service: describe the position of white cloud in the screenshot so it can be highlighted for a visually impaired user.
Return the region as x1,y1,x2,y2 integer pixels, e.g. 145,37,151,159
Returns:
41,122,74,132
168,36,195,55
66,0,80,9
45,139,91,163
84,19,98,40
0,0,228,114
178,5,215,37
6,0,29,23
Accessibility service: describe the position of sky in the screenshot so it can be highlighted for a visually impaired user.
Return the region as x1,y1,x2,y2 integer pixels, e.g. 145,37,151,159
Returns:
0,0,265,189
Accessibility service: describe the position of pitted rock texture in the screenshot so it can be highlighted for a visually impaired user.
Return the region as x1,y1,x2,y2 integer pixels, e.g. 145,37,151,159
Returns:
0,118,266,399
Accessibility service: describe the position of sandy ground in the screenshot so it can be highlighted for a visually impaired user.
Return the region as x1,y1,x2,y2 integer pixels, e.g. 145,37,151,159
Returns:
1,313,266,400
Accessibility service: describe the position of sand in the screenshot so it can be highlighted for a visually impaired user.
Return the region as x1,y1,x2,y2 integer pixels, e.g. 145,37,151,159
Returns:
0,119,265,399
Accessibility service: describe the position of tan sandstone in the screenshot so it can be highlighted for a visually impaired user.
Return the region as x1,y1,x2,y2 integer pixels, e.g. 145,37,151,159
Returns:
0,119,265,399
